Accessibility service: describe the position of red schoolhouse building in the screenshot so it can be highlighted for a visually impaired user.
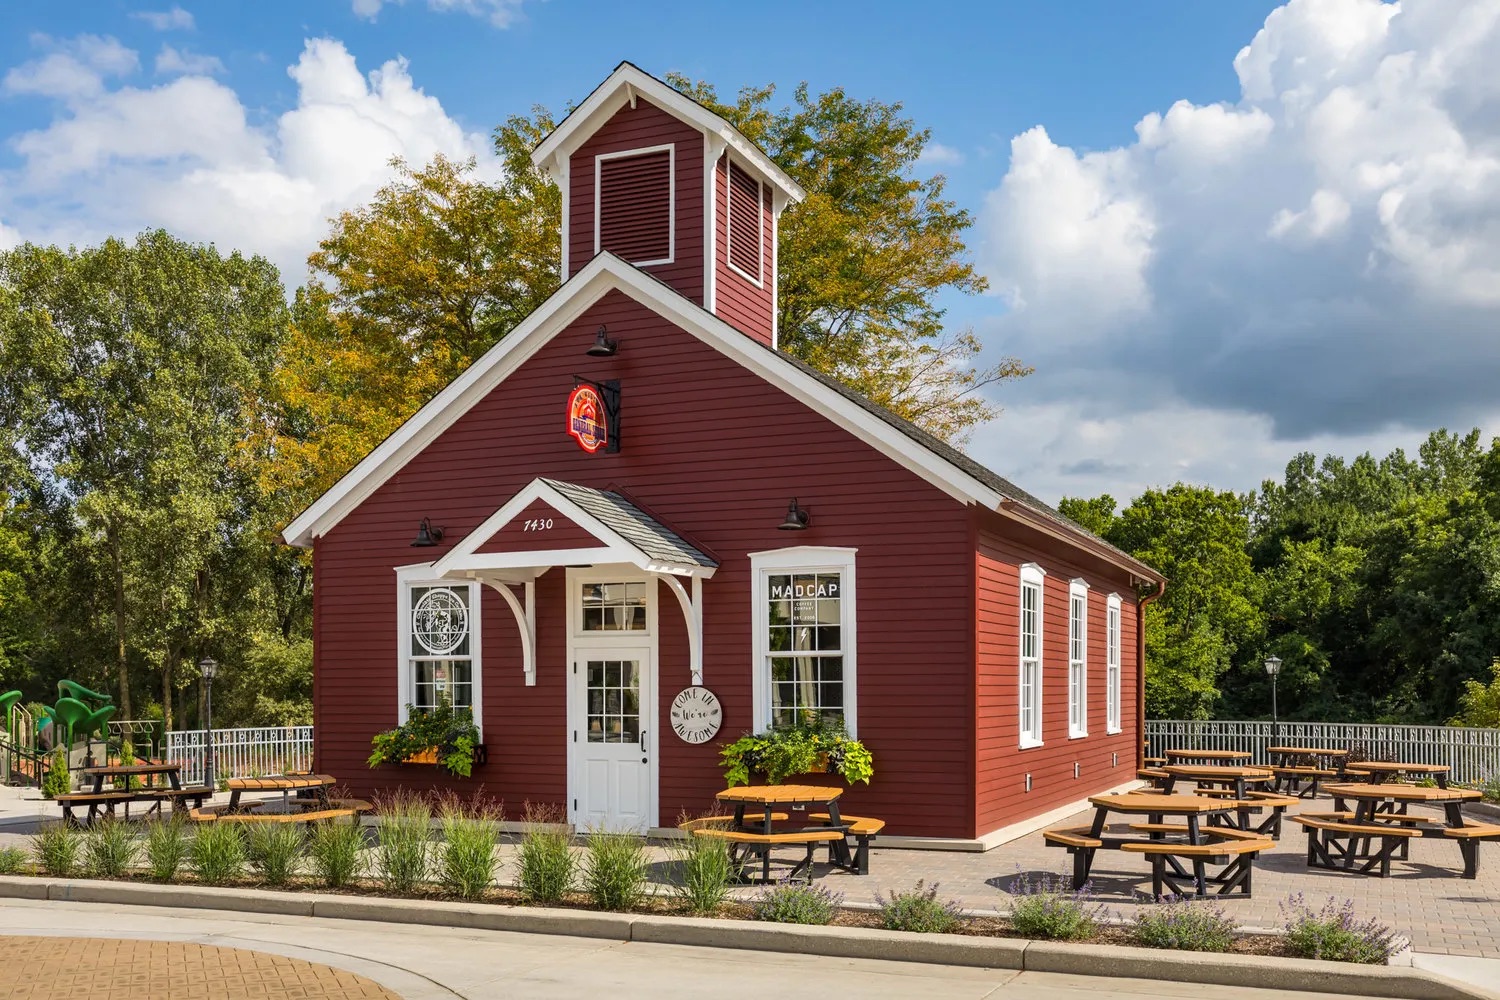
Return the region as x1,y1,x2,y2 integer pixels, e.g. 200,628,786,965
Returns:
284,63,1165,846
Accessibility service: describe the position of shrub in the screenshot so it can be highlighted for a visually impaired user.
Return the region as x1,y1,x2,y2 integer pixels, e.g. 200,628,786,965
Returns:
307,820,365,889
0,845,27,875
31,823,80,877
583,830,651,911
670,827,735,914
40,749,70,800
1132,896,1237,952
877,880,964,934
373,791,432,895
1482,772,1500,804
84,820,141,878
117,739,141,791
145,819,190,882
1281,894,1402,964
436,804,500,900
750,880,842,924
190,821,247,885
1005,870,1102,941
247,823,304,887
515,803,577,905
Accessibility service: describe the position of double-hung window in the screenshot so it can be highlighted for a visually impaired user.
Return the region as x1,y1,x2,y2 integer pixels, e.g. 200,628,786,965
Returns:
1019,563,1045,748
1106,593,1122,734
1068,579,1089,738
751,547,857,735
396,570,481,729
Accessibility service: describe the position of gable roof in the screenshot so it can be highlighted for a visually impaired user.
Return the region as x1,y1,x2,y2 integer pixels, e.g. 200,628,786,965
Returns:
543,478,717,571
531,61,805,207
280,251,1161,584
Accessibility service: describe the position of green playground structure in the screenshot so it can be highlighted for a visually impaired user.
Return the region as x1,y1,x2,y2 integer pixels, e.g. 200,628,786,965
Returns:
57,680,113,707
1,680,122,788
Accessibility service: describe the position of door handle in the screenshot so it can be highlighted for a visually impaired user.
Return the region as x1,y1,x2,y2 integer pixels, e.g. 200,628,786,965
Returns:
640,730,648,752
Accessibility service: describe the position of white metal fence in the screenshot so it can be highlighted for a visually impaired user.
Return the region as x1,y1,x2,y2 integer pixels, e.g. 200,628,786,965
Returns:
1146,720,1500,785
165,726,314,786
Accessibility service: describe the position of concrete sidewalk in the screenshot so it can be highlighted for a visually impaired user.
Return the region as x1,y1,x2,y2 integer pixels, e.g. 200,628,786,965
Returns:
0,899,1410,1000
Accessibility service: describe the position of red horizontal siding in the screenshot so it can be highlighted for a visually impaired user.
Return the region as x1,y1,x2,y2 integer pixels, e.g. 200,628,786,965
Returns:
973,507,1141,837
474,499,598,553
314,290,974,837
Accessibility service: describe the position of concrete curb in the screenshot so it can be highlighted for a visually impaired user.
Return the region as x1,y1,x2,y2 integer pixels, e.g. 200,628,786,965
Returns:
0,876,1491,1000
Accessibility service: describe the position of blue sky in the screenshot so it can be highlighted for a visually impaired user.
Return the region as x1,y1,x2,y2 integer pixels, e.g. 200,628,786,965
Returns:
1,0,1495,505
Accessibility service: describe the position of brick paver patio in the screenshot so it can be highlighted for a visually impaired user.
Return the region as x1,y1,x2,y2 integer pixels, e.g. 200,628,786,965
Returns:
0,937,400,999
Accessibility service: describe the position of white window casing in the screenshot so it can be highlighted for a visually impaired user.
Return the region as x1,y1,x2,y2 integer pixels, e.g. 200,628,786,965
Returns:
1068,578,1089,739
1019,562,1045,749
750,546,857,737
1107,592,1123,734
395,564,483,735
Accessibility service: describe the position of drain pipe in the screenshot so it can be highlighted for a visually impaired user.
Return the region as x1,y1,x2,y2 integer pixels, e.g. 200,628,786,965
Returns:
1136,578,1166,770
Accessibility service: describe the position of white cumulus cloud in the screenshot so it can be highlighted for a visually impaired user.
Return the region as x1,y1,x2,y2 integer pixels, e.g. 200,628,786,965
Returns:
132,7,196,32
916,142,964,169
0,35,498,285
352,0,529,27
974,0,1500,500
154,45,225,77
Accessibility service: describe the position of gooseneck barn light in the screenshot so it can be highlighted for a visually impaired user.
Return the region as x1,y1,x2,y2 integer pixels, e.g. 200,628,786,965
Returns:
410,518,445,547
585,324,617,357
777,499,810,531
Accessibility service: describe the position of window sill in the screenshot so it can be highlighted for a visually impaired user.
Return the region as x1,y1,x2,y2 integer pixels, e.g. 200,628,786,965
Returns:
1018,738,1044,750
1068,731,1088,740
1106,727,1123,735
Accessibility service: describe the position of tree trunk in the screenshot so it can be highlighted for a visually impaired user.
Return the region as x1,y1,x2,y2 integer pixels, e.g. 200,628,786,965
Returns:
107,523,133,719
162,648,176,732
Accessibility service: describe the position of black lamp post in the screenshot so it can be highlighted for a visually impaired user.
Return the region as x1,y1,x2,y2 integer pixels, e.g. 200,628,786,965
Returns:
1264,655,1282,748
199,657,218,791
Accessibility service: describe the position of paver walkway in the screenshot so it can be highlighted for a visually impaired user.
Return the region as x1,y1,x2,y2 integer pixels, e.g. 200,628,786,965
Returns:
0,936,399,999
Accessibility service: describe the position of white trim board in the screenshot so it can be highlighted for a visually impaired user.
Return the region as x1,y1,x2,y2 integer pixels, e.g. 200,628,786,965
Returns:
282,252,1006,548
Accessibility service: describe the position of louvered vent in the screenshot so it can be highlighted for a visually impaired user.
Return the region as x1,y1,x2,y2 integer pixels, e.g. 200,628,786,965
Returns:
598,149,672,264
727,160,762,282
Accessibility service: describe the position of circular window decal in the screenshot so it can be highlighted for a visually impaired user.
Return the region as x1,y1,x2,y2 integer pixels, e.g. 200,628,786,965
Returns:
412,588,468,654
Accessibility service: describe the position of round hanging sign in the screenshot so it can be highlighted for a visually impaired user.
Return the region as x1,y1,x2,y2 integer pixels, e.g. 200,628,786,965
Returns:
669,686,723,744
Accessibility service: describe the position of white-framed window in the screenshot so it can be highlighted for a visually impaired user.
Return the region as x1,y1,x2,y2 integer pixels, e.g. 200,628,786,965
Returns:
750,546,857,735
595,143,675,266
1068,578,1089,739
1106,593,1122,734
726,158,764,286
578,580,648,633
395,566,482,733
1019,562,1045,748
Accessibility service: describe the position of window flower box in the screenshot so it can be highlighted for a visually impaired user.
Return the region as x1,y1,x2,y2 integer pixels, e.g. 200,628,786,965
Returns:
719,722,873,787
367,697,484,778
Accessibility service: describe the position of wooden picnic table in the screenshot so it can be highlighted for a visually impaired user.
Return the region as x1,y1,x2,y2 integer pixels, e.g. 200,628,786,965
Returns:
714,785,856,879
60,762,209,825
1307,782,1492,878
1158,765,1291,837
1163,749,1253,764
225,773,335,814
1342,761,1451,788
78,762,181,794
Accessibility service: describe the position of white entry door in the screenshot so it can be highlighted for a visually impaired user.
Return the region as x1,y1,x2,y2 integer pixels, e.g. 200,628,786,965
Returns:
572,647,654,831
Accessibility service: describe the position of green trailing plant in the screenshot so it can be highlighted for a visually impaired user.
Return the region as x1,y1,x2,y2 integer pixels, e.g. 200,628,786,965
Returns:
247,823,304,887
31,823,80,877
190,822,247,885
876,880,964,934
1281,894,1402,964
145,819,190,882
750,880,842,924
367,697,483,778
719,719,873,786
436,802,500,900
1481,772,1500,804
307,820,365,889
515,802,577,905
0,845,27,874
374,791,432,895
1131,896,1237,952
84,820,141,878
670,823,735,914
40,749,70,800
1005,870,1103,941
584,830,651,911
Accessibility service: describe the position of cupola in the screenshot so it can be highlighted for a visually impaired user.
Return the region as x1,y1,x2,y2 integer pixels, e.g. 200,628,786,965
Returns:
532,62,805,348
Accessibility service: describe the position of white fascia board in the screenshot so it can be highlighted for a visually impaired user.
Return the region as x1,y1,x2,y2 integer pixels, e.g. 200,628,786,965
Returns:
284,252,1002,547
532,63,805,206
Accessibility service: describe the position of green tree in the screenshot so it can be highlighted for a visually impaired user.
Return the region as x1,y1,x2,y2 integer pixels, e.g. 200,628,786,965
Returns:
1058,494,1118,538
1452,659,1500,727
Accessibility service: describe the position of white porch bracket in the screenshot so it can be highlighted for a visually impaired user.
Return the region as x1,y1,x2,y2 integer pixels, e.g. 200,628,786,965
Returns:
657,573,705,686
480,577,537,687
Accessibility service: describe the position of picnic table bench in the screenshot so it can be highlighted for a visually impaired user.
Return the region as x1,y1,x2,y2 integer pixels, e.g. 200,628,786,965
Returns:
1341,762,1451,788
190,797,372,827
58,762,211,826
1300,783,1497,879
701,785,884,882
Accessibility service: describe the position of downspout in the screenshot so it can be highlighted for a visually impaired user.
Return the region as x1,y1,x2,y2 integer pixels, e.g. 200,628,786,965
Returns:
1136,579,1166,771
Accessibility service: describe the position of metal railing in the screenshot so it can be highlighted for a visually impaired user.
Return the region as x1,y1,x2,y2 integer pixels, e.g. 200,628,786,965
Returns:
1146,720,1500,785
3,704,39,786
164,726,314,787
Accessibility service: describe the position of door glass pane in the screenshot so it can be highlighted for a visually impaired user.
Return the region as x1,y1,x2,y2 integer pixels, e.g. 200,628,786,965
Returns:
586,658,641,744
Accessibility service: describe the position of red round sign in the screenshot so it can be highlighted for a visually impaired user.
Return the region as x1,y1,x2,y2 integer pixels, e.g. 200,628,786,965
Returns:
567,385,608,453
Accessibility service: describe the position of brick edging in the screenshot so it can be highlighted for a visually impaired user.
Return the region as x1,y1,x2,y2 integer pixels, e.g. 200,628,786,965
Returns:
0,877,1492,1000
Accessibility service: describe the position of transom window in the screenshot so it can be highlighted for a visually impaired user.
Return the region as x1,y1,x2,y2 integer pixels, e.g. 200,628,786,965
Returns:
1106,594,1122,734
1068,579,1089,739
581,581,647,632
1019,563,1045,748
402,582,478,720
751,548,858,735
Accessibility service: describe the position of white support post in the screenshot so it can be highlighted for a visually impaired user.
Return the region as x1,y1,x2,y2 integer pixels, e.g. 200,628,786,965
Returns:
486,579,537,687
658,573,705,686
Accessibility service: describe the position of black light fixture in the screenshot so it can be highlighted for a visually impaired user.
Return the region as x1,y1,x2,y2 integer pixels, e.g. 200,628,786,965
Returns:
411,517,444,547
585,324,617,357
777,498,810,531
1264,655,1282,745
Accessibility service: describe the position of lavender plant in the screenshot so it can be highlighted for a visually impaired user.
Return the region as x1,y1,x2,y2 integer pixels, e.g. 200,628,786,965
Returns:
876,880,965,934
1005,870,1104,941
750,880,842,924
1131,895,1237,952
1281,894,1403,964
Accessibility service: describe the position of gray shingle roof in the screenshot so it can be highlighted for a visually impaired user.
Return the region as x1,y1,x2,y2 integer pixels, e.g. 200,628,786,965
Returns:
542,478,717,570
